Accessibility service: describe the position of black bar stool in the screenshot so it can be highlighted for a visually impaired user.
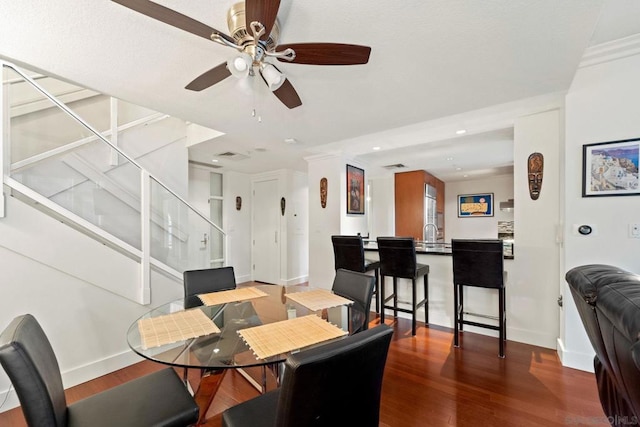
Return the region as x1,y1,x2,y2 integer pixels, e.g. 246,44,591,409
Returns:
331,235,381,314
451,239,507,358
376,237,429,336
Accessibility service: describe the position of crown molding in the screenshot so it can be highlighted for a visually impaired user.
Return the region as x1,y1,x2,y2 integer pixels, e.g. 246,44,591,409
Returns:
579,33,640,68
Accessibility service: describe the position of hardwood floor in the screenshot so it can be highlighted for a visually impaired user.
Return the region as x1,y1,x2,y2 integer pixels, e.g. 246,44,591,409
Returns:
0,312,608,426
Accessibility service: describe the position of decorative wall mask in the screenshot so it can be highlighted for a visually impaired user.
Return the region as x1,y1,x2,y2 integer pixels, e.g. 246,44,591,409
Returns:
320,177,328,208
527,152,544,200
235,196,242,211
280,197,286,216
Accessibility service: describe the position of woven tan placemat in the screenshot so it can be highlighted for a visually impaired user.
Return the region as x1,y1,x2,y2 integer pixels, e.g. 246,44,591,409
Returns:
285,289,353,311
198,287,268,306
137,309,220,349
238,314,347,360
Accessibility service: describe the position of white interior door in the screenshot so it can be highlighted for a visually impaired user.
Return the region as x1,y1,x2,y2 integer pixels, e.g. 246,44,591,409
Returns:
253,179,280,284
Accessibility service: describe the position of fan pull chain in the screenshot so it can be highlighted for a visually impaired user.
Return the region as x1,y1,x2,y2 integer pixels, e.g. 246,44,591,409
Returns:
250,77,262,123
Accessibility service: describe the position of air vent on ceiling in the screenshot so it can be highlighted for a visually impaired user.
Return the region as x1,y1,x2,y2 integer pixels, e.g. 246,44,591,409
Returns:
215,151,250,161
383,163,406,169
189,160,222,169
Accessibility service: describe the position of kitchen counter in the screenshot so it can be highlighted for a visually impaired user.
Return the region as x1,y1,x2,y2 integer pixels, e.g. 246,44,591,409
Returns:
362,241,514,333
364,241,514,259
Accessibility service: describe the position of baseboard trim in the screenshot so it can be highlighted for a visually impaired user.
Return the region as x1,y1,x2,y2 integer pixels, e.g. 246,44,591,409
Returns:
0,349,143,413
557,338,595,372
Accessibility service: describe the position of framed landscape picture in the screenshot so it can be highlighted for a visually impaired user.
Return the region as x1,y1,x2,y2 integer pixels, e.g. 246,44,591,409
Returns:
457,193,494,217
346,164,365,214
582,138,640,197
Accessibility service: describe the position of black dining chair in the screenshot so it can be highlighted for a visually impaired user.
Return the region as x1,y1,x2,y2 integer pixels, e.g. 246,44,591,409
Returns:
0,314,199,427
331,268,376,334
182,266,238,415
451,239,507,358
331,235,381,314
183,266,237,309
183,266,276,397
376,236,429,336
221,323,393,427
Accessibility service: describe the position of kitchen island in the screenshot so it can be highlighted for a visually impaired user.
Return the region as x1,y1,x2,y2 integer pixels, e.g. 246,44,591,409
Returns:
364,240,514,337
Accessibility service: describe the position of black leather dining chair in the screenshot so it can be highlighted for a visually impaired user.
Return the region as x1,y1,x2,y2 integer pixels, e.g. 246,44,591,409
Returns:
376,236,429,336
331,235,381,314
331,268,376,334
221,324,393,427
0,314,199,427
451,239,507,358
183,266,237,309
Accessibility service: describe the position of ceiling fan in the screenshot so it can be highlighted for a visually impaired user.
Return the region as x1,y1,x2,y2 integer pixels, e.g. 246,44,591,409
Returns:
112,0,372,109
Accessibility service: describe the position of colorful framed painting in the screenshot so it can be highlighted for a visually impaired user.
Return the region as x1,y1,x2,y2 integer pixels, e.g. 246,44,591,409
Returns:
457,193,494,217
346,164,365,215
582,138,640,197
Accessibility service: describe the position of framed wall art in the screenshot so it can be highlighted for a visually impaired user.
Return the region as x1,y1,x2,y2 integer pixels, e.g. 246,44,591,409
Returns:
457,193,494,217
346,164,365,215
582,138,640,197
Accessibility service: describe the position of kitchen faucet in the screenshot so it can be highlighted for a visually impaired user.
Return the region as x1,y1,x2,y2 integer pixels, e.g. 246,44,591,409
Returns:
423,223,439,243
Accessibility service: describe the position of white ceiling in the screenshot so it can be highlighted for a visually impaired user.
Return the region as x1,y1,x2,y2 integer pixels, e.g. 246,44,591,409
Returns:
1,1,640,182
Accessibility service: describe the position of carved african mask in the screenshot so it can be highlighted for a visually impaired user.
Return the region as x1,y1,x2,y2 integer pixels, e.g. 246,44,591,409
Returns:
527,152,544,200
320,177,328,208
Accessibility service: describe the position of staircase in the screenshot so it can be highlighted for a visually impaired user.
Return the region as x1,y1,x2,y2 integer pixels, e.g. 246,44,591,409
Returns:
1,61,226,304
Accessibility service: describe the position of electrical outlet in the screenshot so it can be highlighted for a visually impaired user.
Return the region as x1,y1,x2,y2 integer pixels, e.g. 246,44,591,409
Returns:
629,224,640,238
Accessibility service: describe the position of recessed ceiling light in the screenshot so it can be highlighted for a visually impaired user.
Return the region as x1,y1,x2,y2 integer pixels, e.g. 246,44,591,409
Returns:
455,167,462,171
284,138,297,144
373,146,381,151
446,157,454,161
456,129,467,135
211,159,219,163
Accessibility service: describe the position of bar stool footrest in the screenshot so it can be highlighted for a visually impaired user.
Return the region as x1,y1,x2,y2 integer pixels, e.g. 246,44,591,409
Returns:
459,319,501,331
462,311,499,321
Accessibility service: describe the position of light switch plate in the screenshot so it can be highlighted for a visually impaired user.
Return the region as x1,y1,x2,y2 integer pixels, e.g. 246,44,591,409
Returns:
629,224,640,238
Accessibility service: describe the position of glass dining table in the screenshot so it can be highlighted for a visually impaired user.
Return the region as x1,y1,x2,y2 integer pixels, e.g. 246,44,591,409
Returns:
126,284,361,425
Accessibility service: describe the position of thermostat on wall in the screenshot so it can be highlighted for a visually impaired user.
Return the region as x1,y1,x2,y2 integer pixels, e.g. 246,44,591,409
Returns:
578,225,592,235
572,224,596,236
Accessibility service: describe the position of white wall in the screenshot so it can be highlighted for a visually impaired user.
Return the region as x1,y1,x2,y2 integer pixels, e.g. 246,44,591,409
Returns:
307,154,344,288
0,195,184,411
285,171,309,284
444,175,514,241
368,175,395,238
187,166,253,283
121,117,189,199
561,48,640,370
513,109,563,349
0,105,194,411
187,166,306,286
223,171,252,283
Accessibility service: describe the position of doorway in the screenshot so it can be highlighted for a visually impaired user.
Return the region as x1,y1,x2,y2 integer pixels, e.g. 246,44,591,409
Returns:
252,179,280,284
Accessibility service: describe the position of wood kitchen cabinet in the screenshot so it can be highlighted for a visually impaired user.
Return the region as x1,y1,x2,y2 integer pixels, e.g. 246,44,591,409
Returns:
394,170,445,240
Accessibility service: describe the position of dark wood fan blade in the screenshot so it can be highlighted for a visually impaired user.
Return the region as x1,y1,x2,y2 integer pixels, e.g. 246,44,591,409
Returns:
112,0,235,44
276,43,371,65
185,63,231,91
245,0,281,40
273,79,302,109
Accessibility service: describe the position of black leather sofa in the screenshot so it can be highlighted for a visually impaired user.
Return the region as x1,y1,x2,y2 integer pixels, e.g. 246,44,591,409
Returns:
565,264,640,425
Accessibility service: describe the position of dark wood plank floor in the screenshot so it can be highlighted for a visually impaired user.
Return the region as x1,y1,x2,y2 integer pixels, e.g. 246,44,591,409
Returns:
0,295,608,426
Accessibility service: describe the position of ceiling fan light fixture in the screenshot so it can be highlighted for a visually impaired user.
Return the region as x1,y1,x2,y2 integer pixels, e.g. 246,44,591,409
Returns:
260,62,285,91
227,53,252,78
